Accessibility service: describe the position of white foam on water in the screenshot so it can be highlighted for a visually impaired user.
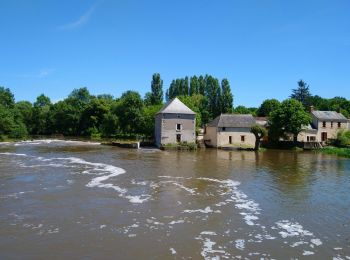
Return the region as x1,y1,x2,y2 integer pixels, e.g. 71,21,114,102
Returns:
172,182,197,194
200,231,217,236
100,225,106,229
275,220,314,238
303,250,314,255
123,195,151,204
310,238,322,246
170,248,177,255
235,239,245,251
169,220,185,225
0,152,28,157
183,206,214,214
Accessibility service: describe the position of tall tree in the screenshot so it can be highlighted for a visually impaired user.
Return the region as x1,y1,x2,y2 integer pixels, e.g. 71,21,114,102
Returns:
291,80,311,108
269,99,311,143
189,76,199,95
205,75,221,119
220,79,233,113
150,73,163,105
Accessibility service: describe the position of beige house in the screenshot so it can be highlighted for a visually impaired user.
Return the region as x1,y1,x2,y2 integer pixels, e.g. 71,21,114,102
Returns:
204,114,256,148
298,110,349,143
155,98,196,147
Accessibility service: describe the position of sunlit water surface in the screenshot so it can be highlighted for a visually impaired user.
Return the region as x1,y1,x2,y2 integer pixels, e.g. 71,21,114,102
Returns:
0,140,349,259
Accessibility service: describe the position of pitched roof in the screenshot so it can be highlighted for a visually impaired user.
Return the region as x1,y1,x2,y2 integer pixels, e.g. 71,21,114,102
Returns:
156,97,195,115
207,114,256,128
311,110,348,122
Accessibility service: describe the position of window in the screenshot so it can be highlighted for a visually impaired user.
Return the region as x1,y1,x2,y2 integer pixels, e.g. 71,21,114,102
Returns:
338,122,341,128
176,124,182,131
322,121,326,127
241,135,245,142
222,127,226,131
229,136,232,144
331,122,333,128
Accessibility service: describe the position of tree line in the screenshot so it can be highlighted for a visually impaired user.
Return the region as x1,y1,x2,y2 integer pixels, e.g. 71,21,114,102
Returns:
1,75,350,144
0,73,234,140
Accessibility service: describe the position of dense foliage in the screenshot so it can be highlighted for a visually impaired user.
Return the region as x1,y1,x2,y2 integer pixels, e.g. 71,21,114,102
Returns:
166,75,234,121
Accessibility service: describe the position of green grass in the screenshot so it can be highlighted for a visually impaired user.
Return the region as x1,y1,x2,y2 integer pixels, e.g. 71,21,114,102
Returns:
319,146,350,158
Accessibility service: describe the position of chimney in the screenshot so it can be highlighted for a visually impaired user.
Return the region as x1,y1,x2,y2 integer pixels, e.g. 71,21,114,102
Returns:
309,106,314,113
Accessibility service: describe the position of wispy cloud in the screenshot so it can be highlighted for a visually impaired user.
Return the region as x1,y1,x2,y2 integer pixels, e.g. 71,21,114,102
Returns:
58,2,99,30
15,68,55,79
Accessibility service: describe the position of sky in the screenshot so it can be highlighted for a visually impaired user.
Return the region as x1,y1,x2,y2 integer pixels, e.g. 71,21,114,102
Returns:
0,0,349,107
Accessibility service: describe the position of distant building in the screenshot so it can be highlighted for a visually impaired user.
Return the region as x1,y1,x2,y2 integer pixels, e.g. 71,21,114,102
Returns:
204,114,256,148
298,109,349,143
155,98,196,147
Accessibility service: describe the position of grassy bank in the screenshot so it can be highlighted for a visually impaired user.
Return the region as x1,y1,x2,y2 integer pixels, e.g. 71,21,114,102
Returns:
319,146,350,158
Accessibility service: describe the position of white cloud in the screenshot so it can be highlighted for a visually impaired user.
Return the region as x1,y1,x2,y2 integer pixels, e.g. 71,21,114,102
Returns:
58,2,99,30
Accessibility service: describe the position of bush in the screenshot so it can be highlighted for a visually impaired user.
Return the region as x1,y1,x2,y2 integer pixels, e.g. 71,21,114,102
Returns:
336,130,350,147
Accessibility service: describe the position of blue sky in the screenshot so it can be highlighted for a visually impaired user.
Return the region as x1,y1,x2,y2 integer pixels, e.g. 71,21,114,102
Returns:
0,0,349,107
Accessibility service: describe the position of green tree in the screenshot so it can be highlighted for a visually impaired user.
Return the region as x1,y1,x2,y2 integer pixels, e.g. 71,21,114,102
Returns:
0,87,15,109
15,101,33,133
220,79,233,113
32,94,52,135
250,124,267,150
269,99,311,143
257,99,280,117
190,76,199,95
115,91,144,134
205,75,221,119
291,80,312,108
142,104,163,137
149,73,163,105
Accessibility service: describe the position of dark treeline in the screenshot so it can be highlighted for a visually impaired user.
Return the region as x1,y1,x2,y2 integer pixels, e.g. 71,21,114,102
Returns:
166,75,233,125
0,73,233,140
1,76,350,142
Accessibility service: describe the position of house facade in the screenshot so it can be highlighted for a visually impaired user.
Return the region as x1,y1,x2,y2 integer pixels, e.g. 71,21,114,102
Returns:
155,98,196,147
298,110,349,143
204,114,256,148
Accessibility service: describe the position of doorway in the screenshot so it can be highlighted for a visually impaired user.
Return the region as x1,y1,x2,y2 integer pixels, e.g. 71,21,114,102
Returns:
176,134,181,143
321,132,327,142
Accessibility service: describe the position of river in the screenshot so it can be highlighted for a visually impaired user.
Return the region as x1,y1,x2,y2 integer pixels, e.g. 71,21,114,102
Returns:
0,140,349,259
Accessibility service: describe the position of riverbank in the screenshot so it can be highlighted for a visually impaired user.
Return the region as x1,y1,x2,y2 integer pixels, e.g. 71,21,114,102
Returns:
318,146,350,158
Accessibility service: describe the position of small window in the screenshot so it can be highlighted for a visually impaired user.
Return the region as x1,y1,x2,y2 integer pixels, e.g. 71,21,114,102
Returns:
338,122,341,128
322,121,326,127
176,124,182,131
241,135,245,142
222,127,226,131
177,114,181,118
331,122,333,128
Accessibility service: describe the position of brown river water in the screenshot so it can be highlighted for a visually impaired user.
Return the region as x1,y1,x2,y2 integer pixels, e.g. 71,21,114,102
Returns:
0,140,349,259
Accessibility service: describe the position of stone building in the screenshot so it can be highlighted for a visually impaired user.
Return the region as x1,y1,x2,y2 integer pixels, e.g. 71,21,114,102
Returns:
298,110,349,143
204,114,256,148
155,98,196,147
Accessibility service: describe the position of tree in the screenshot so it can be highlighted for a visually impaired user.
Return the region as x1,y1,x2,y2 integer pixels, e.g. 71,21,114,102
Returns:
15,101,33,133
257,99,280,117
269,99,311,143
32,94,52,135
115,91,144,134
291,80,312,108
189,76,199,95
205,75,221,119
234,105,257,115
220,79,233,113
250,124,267,150
0,87,15,109
178,94,207,128
150,73,163,105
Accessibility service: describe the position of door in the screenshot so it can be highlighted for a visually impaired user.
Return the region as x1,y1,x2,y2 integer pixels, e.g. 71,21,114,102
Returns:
229,136,232,144
176,134,181,143
321,132,327,142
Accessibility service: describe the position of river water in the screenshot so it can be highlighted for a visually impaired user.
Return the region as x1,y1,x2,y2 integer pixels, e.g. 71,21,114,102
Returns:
0,140,349,259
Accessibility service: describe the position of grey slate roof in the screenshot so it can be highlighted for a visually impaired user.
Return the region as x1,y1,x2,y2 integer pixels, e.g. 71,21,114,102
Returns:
207,114,256,128
156,97,195,115
311,111,348,122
